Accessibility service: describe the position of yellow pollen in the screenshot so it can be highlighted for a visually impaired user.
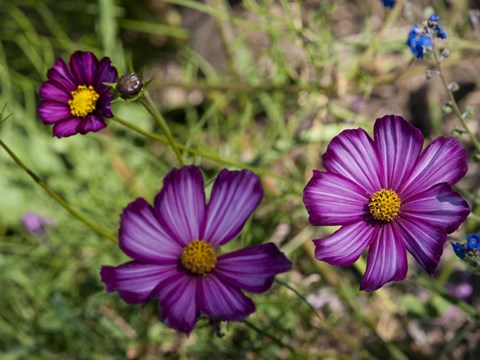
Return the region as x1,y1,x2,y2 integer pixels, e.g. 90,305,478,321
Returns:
68,85,99,117
180,240,217,275
368,189,401,223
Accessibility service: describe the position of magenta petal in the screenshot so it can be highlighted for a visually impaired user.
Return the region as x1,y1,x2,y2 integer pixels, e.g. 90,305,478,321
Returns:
154,166,206,246
198,274,255,321
396,217,446,275
52,119,81,138
360,224,408,292
214,243,292,293
38,101,71,124
322,128,383,193
95,57,117,91
314,221,376,266
39,81,70,102
96,93,113,118
46,58,77,92
159,274,199,334
100,262,176,304
303,170,369,226
401,183,470,234
119,198,182,263
400,137,467,196
204,169,263,246
70,51,98,85
374,115,423,189
78,115,107,134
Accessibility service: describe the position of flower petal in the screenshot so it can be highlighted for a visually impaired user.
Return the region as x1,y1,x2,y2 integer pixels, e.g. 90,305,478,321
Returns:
396,217,446,275
95,57,117,91
52,118,81,138
78,115,107,134
360,224,408,292
158,273,199,334
39,81,70,102
39,101,72,124
96,93,114,118
314,221,376,266
46,57,77,92
198,274,255,321
214,243,292,293
204,169,263,246
374,115,423,189
400,137,467,196
154,166,206,246
70,51,98,85
119,198,182,263
303,170,369,226
322,128,383,194
100,261,176,304
401,183,470,234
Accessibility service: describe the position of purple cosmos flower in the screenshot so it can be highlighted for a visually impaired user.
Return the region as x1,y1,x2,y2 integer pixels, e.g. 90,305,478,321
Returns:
101,166,292,334
303,115,470,292
39,51,117,138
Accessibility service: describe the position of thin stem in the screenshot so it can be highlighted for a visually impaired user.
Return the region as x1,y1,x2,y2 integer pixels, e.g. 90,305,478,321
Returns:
110,116,298,192
243,319,295,354
431,43,480,152
140,91,184,165
0,139,117,243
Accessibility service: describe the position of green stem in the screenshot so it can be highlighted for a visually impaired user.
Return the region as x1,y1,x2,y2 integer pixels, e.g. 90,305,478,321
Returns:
243,319,295,354
0,139,117,243
110,116,297,191
431,43,480,152
140,91,184,165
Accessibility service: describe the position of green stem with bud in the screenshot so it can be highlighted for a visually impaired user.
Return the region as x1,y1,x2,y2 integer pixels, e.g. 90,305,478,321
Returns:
0,139,117,243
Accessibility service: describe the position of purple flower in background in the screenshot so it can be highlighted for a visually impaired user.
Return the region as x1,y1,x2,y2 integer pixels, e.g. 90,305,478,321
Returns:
22,212,54,236
303,115,469,291
101,166,292,334
381,0,395,8
39,51,117,138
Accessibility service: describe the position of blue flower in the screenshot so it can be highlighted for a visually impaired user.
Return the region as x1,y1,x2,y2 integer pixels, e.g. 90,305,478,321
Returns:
381,0,395,8
406,16,447,59
451,234,480,265
451,242,466,260
466,234,480,250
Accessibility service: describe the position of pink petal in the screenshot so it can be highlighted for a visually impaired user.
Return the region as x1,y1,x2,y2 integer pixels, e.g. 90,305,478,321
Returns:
70,51,99,85
400,137,467,196
119,198,182,263
78,115,107,134
204,169,263,246
322,128,383,194
154,166,206,246
314,221,376,266
38,101,71,124
360,224,408,292
396,217,446,275
374,115,423,189
39,81,70,102
401,183,470,234
197,274,255,321
158,273,200,334
214,243,292,293
52,118,81,138
100,262,176,304
303,170,369,226
46,57,77,92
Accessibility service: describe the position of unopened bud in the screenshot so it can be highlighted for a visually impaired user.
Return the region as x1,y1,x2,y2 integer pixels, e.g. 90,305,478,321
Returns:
426,69,440,79
448,82,459,92
442,102,453,114
440,48,450,61
117,72,143,99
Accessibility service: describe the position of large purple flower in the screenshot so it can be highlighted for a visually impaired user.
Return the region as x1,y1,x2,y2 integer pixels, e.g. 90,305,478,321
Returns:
39,51,117,138
303,115,470,292
101,166,292,334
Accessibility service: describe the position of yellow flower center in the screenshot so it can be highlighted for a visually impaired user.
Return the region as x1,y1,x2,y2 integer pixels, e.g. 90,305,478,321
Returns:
68,85,99,117
368,189,401,223
180,240,217,275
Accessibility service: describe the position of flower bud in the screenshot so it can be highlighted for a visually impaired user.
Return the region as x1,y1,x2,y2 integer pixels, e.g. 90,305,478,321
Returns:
117,72,143,99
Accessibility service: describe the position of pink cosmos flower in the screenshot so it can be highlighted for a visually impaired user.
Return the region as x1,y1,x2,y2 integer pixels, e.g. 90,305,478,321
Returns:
101,166,292,333
303,115,470,291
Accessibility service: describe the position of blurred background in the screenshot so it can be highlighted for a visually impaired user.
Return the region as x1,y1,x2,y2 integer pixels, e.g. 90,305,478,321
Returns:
0,0,480,358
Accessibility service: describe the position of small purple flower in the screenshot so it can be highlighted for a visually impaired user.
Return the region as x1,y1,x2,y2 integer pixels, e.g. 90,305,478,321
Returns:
21,212,54,236
39,51,117,138
381,0,395,8
303,115,470,291
101,166,292,334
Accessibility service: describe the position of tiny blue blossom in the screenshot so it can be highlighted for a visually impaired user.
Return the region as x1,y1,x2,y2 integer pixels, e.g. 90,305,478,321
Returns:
406,15,447,59
381,0,395,8
466,234,480,250
451,234,480,269
451,242,466,260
